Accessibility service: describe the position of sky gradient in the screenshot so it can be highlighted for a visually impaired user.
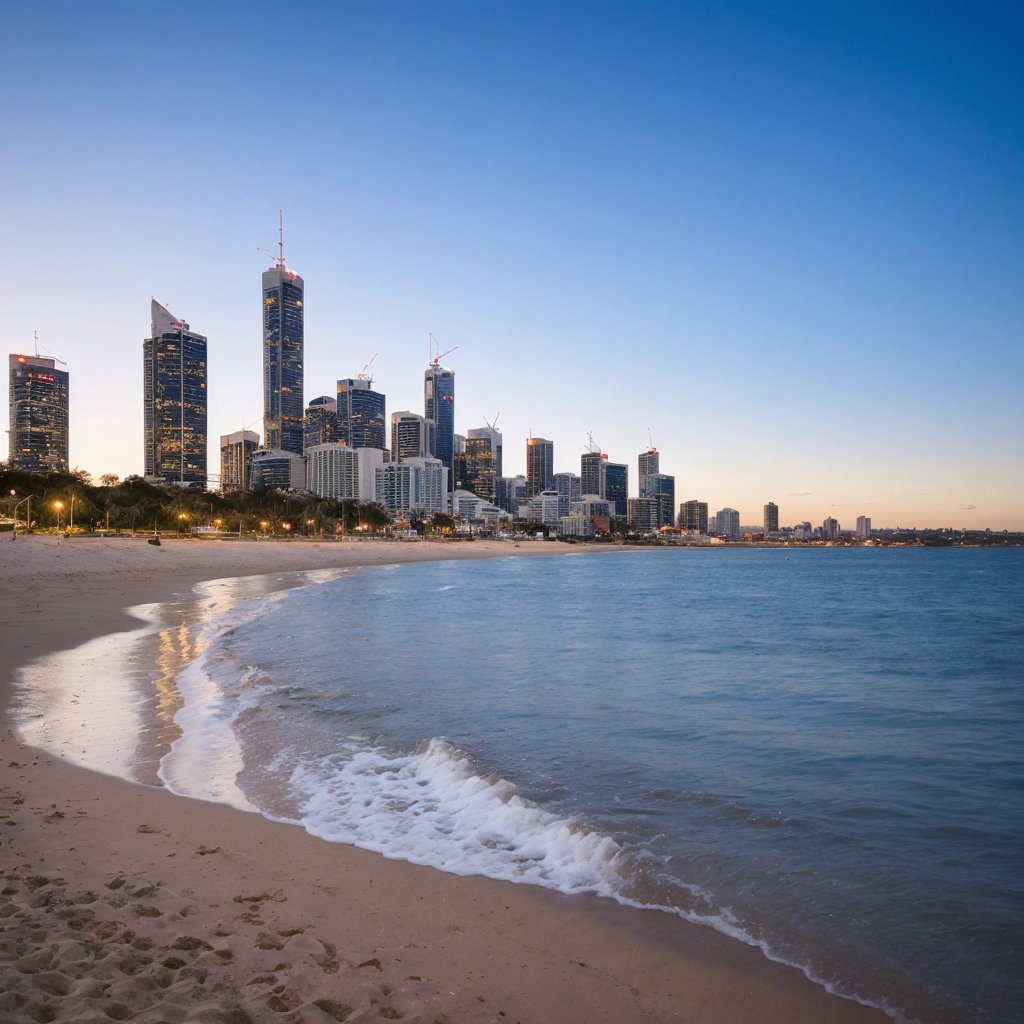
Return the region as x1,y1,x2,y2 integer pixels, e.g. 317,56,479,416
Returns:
3,1,1021,529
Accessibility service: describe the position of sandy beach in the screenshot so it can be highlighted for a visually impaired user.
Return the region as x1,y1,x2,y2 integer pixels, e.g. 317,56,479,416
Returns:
0,535,891,1024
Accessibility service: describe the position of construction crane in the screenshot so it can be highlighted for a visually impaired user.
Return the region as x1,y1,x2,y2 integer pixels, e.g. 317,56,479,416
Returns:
34,331,67,366
428,332,458,367
586,431,600,454
647,427,657,454
483,411,501,431
258,210,287,268
357,352,379,382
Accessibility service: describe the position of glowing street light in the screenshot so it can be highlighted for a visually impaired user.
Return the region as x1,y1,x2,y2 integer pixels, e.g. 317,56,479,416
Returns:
52,500,64,531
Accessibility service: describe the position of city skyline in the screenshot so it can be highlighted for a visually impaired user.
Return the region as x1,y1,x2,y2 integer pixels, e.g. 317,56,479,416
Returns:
1,3,1021,529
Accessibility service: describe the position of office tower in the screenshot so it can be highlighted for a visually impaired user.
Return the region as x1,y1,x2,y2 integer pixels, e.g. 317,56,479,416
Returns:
303,396,338,452
552,472,581,517
424,359,455,486
143,300,207,484
822,517,841,540
262,230,304,455
522,490,562,527
220,429,259,492
391,411,428,462
525,436,554,497
638,447,659,497
250,448,306,492
337,378,386,449
376,457,448,517
465,426,502,502
764,502,779,535
716,508,741,538
678,500,709,534
306,444,383,502
580,450,608,498
856,515,872,539
494,475,527,516
627,497,661,533
605,462,628,516
646,473,676,527
8,353,69,472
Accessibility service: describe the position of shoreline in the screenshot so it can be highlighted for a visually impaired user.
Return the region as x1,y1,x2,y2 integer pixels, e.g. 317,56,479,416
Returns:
1,536,894,1024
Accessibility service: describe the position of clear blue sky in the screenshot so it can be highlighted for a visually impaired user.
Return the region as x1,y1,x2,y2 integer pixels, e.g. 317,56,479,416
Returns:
2,1,1021,529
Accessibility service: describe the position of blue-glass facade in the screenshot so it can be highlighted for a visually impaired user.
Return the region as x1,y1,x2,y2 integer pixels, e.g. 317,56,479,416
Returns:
143,301,207,484
424,364,455,488
337,379,386,449
263,266,304,455
8,354,69,472
646,473,676,527
605,462,628,516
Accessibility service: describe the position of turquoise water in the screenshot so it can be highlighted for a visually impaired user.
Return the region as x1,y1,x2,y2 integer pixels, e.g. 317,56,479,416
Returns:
163,548,1024,1024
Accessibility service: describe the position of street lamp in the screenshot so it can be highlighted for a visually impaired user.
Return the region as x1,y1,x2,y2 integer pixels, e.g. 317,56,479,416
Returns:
177,512,189,537
281,521,292,539
52,500,64,532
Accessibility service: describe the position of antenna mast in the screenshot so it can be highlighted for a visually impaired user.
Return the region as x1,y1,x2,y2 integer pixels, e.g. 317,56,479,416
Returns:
278,209,285,267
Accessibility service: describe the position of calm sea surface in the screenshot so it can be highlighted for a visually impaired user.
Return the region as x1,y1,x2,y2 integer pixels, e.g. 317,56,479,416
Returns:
155,547,1022,1024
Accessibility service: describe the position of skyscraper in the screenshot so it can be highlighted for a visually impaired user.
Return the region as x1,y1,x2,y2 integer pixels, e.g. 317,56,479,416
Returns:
8,353,69,472
638,447,659,497
605,462,628,516
391,411,428,462
303,396,338,452
580,450,607,498
646,473,676,527
220,429,259,492
856,515,872,539
678,499,708,534
262,230,304,456
424,358,455,488
337,378,386,450
143,300,207,484
464,426,502,502
552,471,581,517
764,502,779,535
716,507,741,538
525,436,554,497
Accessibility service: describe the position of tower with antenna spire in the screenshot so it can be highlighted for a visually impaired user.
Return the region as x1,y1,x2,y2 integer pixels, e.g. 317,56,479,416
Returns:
8,341,70,473
262,211,305,455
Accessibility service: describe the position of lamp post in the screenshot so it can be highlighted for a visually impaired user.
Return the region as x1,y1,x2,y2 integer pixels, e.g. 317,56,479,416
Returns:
12,493,32,540
177,512,189,537
52,500,64,532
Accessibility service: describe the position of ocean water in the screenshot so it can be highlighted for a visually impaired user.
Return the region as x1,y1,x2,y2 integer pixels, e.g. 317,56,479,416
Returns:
18,547,1024,1023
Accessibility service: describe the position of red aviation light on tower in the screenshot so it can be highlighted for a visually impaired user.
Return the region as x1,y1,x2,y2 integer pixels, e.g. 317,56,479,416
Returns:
17,355,27,363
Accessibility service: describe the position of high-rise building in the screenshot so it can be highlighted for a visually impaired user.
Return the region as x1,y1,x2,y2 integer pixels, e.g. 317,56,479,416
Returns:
250,448,306,492
638,447,660,497
856,515,872,539
494,475,527,516
716,508,741,538
303,396,338,452
552,472,581,517
605,462,628,516
764,502,779,535
8,353,69,472
627,497,661,533
306,443,383,502
424,359,455,488
262,236,304,455
522,490,562,527
580,450,608,498
143,300,207,484
678,499,708,534
376,457,448,517
220,430,259,492
822,517,841,540
646,473,676,527
526,436,554,497
391,411,428,462
337,378,386,450
464,426,502,502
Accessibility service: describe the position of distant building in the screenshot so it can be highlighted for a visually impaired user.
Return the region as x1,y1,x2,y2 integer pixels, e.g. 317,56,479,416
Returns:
424,361,455,488
250,448,306,492
464,426,502,501
452,489,509,524
8,353,69,472
570,497,613,536
521,489,561,527
678,500,709,534
646,473,676,527
376,457,448,517
143,300,207,485
552,472,581,517
495,475,527,516
715,507,741,538
580,450,608,498
558,515,594,539
764,502,779,535
220,430,259,492
605,462,628,516
391,410,428,463
303,396,338,452
638,448,659,497
337,378,386,450
856,515,872,539
526,437,554,497
306,444,384,502
262,247,304,455
822,517,841,539
627,497,661,533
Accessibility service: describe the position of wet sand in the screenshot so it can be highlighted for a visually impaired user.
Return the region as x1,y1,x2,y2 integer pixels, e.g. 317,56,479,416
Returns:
0,535,891,1023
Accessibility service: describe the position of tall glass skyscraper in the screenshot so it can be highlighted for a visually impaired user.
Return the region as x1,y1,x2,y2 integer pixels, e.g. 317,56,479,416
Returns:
263,247,304,455
424,361,455,489
638,447,660,497
8,353,69,472
605,462,628,516
143,300,207,484
337,378,386,449
525,436,554,497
